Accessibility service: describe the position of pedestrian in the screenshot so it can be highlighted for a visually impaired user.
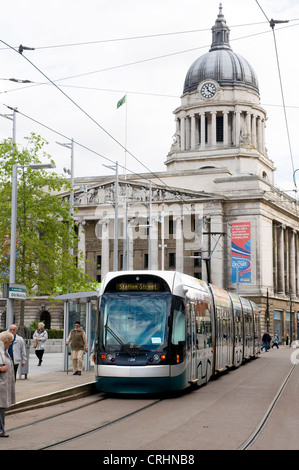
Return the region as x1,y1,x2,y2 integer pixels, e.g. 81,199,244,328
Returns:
261,331,271,352
272,332,279,349
285,332,289,345
33,322,48,366
66,321,88,375
0,331,16,438
8,324,27,380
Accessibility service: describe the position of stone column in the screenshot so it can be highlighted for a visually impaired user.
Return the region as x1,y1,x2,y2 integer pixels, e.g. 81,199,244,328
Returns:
223,111,229,146
277,225,285,294
77,221,86,271
191,114,196,149
235,110,241,146
211,111,217,146
246,111,251,143
261,118,266,154
251,114,257,148
180,116,185,151
289,229,296,295
151,217,159,270
185,115,191,150
200,112,206,149
257,116,262,152
175,215,184,273
273,223,278,293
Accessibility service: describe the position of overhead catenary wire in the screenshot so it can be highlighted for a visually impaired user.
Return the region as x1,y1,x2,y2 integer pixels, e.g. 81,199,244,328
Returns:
0,21,274,52
255,0,297,189
0,38,221,216
0,9,297,199
0,38,172,190
2,20,299,94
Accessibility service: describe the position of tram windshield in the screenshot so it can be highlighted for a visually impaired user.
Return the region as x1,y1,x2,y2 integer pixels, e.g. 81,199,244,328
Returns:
100,292,172,352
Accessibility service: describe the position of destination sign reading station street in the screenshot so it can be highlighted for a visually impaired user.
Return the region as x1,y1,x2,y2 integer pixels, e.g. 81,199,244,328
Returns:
116,282,161,291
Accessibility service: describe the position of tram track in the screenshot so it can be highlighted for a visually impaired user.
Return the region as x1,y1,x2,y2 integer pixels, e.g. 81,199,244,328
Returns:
3,348,298,450
4,390,164,450
6,395,107,433
237,360,298,450
37,398,163,450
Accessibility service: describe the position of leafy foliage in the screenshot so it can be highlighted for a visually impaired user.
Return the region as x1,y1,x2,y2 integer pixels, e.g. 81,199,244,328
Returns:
0,134,95,296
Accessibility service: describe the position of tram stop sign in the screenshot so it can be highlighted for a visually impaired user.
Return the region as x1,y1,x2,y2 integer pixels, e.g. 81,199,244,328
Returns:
5,283,27,300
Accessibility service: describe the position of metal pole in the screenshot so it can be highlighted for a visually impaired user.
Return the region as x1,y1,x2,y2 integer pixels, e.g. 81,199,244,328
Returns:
56,139,74,255
123,201,128,270
290,293,293,347
113,162,118,271
161,200,165,270
12,109,16,143
6,110,17,328
70,139,74,217
148,182,152,270
63,301,69,372
6,163,18,327
85,301,91,371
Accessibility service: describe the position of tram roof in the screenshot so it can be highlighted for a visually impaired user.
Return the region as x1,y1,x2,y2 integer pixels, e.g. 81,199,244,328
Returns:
99,270,210,297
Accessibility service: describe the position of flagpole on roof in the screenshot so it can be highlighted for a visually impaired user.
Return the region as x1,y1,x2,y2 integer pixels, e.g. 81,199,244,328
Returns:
124,92,127,180
116,93,128,180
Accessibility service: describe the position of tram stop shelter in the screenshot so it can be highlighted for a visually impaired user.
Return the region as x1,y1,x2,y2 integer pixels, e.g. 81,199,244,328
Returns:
54,290,99,372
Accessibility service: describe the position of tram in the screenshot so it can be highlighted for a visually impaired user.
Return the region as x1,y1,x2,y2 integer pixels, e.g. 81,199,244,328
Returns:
94,271,261,394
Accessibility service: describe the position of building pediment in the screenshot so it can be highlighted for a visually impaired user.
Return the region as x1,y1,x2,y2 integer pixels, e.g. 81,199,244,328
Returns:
72,178,220,208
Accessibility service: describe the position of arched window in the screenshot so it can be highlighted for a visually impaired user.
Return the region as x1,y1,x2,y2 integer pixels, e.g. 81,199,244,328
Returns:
40,311,51,329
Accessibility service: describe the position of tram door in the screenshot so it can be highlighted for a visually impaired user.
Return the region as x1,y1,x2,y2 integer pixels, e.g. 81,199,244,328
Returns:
188,301,198,383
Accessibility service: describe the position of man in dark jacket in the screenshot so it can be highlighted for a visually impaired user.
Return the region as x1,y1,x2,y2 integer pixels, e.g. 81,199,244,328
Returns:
261,332,271,352
66,322,88,375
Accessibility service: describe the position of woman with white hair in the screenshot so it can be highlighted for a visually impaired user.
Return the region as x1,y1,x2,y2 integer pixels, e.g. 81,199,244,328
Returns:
0,331,15,437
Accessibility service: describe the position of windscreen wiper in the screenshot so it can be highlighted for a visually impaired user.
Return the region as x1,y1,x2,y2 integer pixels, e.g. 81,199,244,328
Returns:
105,324,135,356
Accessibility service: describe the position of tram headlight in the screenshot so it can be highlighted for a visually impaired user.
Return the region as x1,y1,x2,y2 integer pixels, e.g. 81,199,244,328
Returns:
153,354,159,362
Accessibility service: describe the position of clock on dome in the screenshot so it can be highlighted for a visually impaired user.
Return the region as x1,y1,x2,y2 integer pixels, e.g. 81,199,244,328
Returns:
200,82,217,98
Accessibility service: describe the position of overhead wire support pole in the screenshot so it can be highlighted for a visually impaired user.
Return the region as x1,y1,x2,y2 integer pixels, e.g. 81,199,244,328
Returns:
56,139,74,255
202,232,226,284
103,161,119,271
255,3,294,188
269,18,295,187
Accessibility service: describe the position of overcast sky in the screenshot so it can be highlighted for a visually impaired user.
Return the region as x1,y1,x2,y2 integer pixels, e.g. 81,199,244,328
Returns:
0,0,298,195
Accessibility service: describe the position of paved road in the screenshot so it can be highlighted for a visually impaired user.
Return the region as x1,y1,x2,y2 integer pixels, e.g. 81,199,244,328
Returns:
6,345,299,451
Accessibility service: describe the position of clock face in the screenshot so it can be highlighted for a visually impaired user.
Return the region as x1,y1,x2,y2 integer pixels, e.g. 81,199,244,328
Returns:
201,82,216,98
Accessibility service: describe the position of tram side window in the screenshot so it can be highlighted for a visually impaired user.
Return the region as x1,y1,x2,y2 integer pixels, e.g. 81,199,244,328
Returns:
195,302,212,349
171,299,185,345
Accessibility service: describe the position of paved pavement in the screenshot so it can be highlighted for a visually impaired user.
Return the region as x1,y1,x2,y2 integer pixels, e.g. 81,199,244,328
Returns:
14,352,95,405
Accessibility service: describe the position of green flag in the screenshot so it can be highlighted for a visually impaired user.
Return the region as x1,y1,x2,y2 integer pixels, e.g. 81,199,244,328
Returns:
117,95,126,109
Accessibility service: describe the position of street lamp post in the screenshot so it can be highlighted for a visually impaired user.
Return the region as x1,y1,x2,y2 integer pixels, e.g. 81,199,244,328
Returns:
0,108,17,142
56,139,74,254
6,162,56,328
103,162,119,271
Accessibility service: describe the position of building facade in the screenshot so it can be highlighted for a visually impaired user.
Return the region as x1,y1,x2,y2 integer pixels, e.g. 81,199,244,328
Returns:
2,5,298,341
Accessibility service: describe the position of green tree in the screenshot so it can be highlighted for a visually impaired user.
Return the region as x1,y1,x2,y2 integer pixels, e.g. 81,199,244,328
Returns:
0,134,95,297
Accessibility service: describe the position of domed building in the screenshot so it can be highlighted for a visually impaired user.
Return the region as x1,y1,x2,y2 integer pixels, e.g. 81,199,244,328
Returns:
166,3,275,187
58,5,296,339
3,6,298,343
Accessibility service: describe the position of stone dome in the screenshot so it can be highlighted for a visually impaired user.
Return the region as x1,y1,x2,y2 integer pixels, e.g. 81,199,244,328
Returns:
183,4,259,94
